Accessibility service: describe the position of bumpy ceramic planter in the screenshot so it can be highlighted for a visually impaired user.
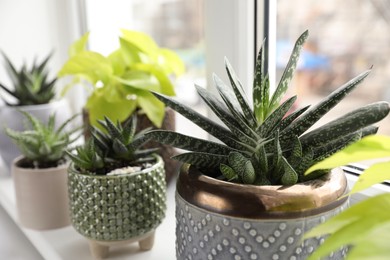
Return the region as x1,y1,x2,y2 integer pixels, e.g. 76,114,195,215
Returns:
68,154,166,259
12,156,70,230
176,166,349,260
0,99,72,171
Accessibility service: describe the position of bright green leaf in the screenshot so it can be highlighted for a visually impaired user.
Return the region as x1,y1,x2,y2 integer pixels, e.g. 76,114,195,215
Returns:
129,63,176,96
305,135,390,174
57,51,113,84
350,161,390,194
85,90,137,127
134,89,165,128
69,32,90,57
120,29,159,58
159,48,185,76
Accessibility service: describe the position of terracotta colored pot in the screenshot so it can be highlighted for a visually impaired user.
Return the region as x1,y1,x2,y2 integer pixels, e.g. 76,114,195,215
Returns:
176,166,349,260
12,156,70,230
68,154,166,258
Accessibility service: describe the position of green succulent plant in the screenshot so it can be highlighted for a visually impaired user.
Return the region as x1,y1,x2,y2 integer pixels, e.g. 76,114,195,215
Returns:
146,30,390,186
0,52,56,106
5,111,80,168
67,115,157,175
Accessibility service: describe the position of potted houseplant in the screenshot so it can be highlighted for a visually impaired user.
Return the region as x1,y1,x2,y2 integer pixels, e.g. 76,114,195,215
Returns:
5,111,79,230
58,29,185,183
0,52,72,169
67,115,166,259
304,134,390,260
146,30,390,259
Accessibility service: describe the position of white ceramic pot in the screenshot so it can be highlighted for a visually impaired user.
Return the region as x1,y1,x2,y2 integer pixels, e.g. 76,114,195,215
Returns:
0,99,72,172
12,156,70,230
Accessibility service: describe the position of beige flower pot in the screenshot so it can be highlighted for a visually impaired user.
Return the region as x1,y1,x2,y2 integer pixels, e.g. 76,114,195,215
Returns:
12,156,70,230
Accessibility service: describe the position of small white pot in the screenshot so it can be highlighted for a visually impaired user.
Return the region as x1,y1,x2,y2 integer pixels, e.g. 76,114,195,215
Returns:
12,156,70,230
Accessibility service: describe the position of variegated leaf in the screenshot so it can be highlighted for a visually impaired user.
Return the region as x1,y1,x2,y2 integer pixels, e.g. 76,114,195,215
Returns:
152,92,246,150
300,102,389,147
146,130,240,155
257,96,297,137
224,57,257,128
279,105,310,131
196,85,258,143
172,152,228,169
269,30,308,113
280,69,371,145
281,157,298,185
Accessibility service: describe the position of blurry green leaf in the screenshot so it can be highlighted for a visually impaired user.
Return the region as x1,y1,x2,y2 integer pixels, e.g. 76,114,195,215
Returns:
85,89,137,127
129,63,176,96
120,29,159,58
117,72,160,92
119,37,143,65
305,135,390,174
305,193,390,260
58,51,113,84
134,89,165,128
107,49,126,76
350,161,390,194
69,32,90,57
159,48,185,76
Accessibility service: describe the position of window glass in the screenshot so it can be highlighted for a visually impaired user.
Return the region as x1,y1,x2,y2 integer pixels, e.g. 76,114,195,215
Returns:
276,0,390,135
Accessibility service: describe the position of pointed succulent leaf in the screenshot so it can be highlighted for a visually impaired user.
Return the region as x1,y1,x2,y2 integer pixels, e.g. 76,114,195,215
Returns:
255,145,268,174
99,116,122,141
220,163,237,181
280,69,372,144
122,115,137,143
196,84,258,141
312,130,364,163
152,92,247,150
242,160,256,184
224,58,257,128
269,30,308,113
172,152,228,169
146,130,240,155
253,39,267,122
300,101,390,147
281,157,298,185
228,151,248,177
257,95,297,137
213,74,254,128
279,105,310,131
112,138,128,155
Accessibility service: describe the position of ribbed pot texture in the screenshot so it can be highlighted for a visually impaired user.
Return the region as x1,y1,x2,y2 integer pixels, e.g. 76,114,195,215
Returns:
12,156,70,230
176,166,349,260
68,154,167,241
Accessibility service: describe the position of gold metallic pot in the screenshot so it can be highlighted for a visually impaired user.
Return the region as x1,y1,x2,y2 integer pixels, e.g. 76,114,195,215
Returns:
175,166,349,260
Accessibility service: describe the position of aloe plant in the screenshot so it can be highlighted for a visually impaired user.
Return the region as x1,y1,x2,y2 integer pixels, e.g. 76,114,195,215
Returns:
0,52,56,106
5,111,80,168
146,30,390,185
67,115,156,175
58,29,185,128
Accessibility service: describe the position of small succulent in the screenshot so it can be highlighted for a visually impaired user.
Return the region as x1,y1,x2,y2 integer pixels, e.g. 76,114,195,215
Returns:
147,30,390,186
67,115,157,175
5,111,80,168
0,52,56,106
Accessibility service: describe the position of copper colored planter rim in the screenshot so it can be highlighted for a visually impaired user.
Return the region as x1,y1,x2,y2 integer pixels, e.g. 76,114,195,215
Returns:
176,166,348,219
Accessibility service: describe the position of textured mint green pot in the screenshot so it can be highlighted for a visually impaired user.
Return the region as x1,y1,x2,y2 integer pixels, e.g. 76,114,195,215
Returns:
68,154,166,241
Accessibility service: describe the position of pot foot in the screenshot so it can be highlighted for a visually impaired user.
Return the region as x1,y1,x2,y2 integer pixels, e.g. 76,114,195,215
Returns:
139,232,155,251
89,241,109,259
